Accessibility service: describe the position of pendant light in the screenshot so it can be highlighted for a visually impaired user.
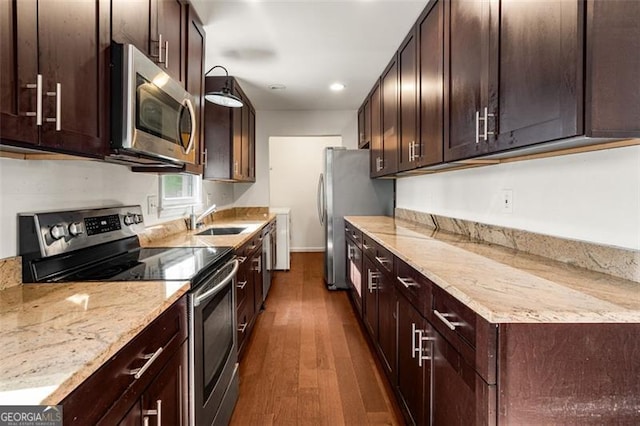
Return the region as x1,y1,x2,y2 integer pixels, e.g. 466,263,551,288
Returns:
204,65,244,108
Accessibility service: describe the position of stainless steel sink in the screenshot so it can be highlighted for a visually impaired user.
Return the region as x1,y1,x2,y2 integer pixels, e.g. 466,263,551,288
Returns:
196,226,248,236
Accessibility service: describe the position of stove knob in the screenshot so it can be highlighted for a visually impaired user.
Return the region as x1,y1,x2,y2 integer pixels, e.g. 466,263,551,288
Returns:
123,215,134,226
68,222,84,236
50,224,67,240
134,214,143,224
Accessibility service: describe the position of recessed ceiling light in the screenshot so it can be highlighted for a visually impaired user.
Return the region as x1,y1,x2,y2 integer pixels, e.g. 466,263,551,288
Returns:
330,82,345,92
269,84,286,90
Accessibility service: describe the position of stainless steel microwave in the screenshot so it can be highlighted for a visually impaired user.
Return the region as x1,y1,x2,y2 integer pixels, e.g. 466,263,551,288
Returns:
110,43,196,166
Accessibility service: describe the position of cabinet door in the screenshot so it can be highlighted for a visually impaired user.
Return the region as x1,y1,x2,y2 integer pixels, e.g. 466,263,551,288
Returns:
141,341,188,426
398,28,419,172
418,0,444,167
362,256,379,339
491,0,582,153
232,98,243,180
364,98,371,148
118,402,141,426
0,0,38,146
381,58,399,175
346,239,363,317
252,250,263,314
432,327,496,425
241,102,250,180
185,5,205,173
112,0,152,55
444,0,491,162
358,106,366,148
397,295,431,426
248,108,256,181
37,0,109,156
369,82,382,176
157,0,184,85
376,271,398,382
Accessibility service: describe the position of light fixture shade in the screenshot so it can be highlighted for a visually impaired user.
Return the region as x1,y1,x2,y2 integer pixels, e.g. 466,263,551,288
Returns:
204,65,244,108
205,88,244,108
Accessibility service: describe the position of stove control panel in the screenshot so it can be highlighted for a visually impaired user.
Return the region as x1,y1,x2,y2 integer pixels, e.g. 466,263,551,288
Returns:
19,205,146,258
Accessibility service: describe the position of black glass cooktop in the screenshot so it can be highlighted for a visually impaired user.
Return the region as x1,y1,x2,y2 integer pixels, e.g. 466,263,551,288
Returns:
58,246,233,282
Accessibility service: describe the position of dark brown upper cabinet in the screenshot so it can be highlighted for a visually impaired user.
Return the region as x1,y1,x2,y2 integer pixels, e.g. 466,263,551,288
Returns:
397,27,419,172
203,77,256,182
0,0,109,158
418,0,444,168
112,0,185,86
369,81,382,177
443,0,490,162
445,0,640,162
380,57,399,176
358,98,372,149
184,4,206,175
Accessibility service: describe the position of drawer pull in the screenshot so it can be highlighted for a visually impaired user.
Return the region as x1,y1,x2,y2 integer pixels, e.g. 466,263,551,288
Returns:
236,256,247,263
130,347,163,379
238,322,248,333
237,280,247,289
143,399,162,426
375,256,390,265
434,310,459,331
397,276,418,289
362,243,371,250
367,270,381,292
412,324,433,367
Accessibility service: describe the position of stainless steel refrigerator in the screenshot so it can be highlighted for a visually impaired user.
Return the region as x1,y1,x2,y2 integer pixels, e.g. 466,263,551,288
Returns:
317,147,394,290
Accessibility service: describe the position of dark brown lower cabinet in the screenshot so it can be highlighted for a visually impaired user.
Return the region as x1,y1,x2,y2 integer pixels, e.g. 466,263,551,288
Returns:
363,256,379,339
432,327,495,426
376,270,397,382
397,294,431,425
235,231,264,359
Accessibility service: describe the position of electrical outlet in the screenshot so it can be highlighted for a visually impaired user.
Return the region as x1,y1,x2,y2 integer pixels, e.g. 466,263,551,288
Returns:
147,195,158,215
501,189,513,213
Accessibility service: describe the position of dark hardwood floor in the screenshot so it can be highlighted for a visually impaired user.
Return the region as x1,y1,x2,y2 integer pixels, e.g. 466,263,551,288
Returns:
230,252,403,425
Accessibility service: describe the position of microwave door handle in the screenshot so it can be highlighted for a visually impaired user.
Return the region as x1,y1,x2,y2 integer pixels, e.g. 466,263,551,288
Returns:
182,98,196,154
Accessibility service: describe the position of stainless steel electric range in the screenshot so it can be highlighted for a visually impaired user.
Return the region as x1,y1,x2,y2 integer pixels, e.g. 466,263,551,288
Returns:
18,205,240,426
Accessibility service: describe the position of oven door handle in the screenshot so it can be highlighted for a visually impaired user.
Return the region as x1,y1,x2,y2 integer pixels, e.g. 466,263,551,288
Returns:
193,258,239,307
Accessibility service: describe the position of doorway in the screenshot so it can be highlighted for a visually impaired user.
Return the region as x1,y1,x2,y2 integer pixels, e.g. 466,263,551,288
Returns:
268,136,341,251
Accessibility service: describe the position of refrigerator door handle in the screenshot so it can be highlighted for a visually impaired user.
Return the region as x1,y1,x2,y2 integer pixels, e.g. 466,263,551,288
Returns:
317,173,325,225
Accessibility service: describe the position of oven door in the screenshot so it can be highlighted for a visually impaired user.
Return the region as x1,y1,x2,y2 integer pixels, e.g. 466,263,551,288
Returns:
189,258,239,426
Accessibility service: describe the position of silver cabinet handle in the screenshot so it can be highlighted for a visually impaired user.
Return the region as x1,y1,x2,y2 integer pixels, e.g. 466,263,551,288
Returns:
375,256,390,266
397,276,418,289
45,83,61,131
347,245,355,259
164,40,169,68
367,269,380,292
237,280,247,289
236,256,247,263
417,328,433,367
411,323,419,360
25,74,43,125
158,33,164,63
238,322,248,333
130,347,163,379
202,148,208,167
362,243,371,250
143,400,161,425
434,309,459,331
475,110,480,144
483,106,495,141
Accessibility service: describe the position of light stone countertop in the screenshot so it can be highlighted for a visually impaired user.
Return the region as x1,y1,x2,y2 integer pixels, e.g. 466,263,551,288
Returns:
0,214,274,406
345,216,640,323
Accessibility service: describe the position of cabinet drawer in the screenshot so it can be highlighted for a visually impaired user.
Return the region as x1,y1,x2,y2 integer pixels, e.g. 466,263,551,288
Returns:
63,297,187,425
235,258,250,308
236,300,255,357
363,235,393,274
237,234,261,257
394,258,432,318
432,285,476,348
345,221,362,247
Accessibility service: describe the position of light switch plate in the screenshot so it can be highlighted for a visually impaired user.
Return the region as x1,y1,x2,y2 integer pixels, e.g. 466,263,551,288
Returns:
147,195,158,215
501,189,513,214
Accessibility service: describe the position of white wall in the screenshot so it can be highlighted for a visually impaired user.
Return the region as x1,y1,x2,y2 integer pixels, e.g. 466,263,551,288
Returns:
396,145,640,250
0,158,234,259
233,109,358,207
269,136,341,251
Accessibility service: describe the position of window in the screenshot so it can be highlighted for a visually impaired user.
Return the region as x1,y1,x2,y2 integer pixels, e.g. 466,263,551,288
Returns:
159,174,201,215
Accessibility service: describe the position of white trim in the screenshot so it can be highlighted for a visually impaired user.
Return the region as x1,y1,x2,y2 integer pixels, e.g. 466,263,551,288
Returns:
290,247,325,252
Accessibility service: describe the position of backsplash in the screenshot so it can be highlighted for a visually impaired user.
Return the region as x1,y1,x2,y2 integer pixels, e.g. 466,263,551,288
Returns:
395,208,640,283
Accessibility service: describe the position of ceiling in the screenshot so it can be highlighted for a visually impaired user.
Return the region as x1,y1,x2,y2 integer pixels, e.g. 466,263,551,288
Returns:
190,0,427,111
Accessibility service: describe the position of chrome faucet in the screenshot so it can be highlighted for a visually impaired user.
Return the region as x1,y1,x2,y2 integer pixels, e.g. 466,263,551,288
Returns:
189,203,217,230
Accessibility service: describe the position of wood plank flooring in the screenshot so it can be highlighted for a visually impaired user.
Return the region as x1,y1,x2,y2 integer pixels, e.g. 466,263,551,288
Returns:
230,252,403,425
